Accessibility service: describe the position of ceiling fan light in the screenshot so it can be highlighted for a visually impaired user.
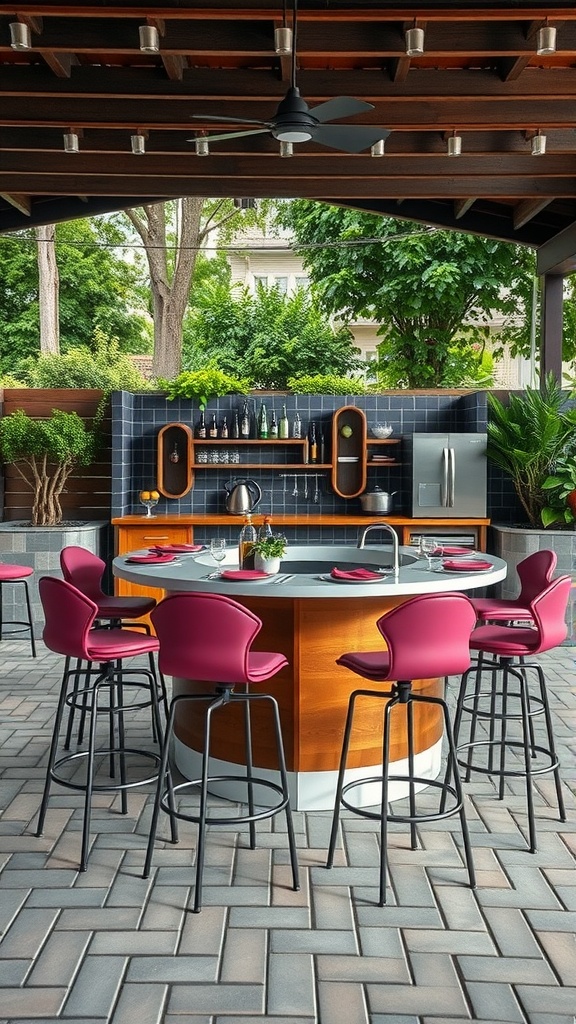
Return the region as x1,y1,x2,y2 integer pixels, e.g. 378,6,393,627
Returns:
405,26,424,57
536,25,556,55
63,132,79,153
531,131,546,156
195,137,210,156
371,139,386,157
9,22,31,50
279,140,293,158
131,134,146,155
447,133,462,157
139,25,159,53
276,128,311,143
274,26,292,55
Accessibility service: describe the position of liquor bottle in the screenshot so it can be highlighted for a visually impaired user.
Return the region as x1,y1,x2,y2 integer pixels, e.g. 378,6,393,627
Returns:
269,409,278,439
258,403,269,440
292,411,302,438
308,421,318,464
279,404,289,439
257,515,274,542
209,413,218,438
221,415,229,439
238,514,257,569
319,431,326,465
240,401,251,439
232,410,240,439
197,411,207,439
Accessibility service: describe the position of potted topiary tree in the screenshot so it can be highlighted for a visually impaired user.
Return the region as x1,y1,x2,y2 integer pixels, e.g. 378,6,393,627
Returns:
0,405,103,526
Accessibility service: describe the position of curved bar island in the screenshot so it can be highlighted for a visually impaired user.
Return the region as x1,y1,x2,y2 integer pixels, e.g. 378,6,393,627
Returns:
114,545,507,810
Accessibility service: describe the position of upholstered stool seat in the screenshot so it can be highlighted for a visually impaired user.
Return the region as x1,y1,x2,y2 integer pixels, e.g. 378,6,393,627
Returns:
0,563,36,656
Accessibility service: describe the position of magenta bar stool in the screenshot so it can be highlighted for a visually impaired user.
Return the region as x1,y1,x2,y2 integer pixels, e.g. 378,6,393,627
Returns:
143,591,300,914
327,592,477,907
470,549,557,625
453,573,571,854
0,562,36,656
35,576,166,871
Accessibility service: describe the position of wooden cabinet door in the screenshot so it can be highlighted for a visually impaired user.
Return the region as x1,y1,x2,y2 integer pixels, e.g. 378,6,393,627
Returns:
115,524,193,606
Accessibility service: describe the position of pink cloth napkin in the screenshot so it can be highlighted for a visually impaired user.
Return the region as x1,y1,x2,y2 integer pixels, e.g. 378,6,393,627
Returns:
125,553,177,564
220,569,271,580
434,545,472,556
149,544,202,554
330,567,383,581
442,559,492,571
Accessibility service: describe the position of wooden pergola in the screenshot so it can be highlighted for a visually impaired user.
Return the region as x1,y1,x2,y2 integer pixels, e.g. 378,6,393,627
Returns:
1,1,576,373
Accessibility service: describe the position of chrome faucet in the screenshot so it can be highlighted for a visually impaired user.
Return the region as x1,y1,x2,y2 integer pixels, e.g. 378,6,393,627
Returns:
357,522,400,576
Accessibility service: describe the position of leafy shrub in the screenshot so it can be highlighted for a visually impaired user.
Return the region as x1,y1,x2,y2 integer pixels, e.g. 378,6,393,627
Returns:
0,406,103,525
14,331,151,391
0,373,27,388
287,373,368,395
158,365,251,409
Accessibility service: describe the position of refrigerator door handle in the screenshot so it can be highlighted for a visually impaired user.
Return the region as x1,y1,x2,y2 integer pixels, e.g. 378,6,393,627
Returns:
449,447,456,507
442,447,450,507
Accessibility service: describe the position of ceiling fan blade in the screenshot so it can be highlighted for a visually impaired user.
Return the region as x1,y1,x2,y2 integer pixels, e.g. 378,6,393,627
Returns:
187,128,270,143
314,124,391,154
190,114,271,128
308,96,374,124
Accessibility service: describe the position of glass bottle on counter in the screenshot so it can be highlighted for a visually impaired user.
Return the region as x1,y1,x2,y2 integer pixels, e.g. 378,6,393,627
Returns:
209,413,218,438
269,409,278,439
240,401,251,439
257,515,274,542
292,411,302,438
258,403,269,440
279,404,289,439
232,410,240,439
196,411,207,439
238,514,257,569
308,421,318,464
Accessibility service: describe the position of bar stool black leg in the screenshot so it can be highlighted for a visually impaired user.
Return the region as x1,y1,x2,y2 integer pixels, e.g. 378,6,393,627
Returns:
327,690,362,868
534,664,566,823
36,656,73,837
244,695,257,850
22,581,37,657
379,695,395,906
194,692,227,913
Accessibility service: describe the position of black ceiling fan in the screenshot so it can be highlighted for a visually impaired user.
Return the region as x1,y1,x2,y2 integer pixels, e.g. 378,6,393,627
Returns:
188,0,390,154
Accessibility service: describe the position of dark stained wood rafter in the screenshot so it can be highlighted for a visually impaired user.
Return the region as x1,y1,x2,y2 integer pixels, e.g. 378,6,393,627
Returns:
0,1,575,270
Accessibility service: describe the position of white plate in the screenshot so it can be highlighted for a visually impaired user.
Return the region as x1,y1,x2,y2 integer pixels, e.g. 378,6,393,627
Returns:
319,572,389,584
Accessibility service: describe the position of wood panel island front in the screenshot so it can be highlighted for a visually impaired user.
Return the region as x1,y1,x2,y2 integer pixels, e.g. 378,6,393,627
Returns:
113,538,504,811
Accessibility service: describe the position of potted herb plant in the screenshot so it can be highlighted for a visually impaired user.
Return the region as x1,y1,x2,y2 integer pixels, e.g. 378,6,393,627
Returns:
252,534,287,574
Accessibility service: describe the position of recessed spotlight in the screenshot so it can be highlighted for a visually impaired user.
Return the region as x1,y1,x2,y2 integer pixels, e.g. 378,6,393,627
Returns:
63,132,79,153
405,24,424,57
536,22,556,55
195,136,210,156
139,25,159,53
279,141,293,158
131,134,146,155
274,26,292,55
9,22,31,50
447,132,462,157
531,130,547,156
371,140,386,158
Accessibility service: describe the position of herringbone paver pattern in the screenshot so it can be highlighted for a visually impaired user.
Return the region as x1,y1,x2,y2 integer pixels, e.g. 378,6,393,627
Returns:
0,639,575,1023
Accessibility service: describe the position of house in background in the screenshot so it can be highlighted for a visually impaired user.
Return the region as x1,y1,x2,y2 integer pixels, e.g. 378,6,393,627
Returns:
227,228,530,388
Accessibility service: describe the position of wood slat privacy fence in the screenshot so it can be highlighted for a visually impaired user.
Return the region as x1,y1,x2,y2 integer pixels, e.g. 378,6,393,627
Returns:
0,389,111,522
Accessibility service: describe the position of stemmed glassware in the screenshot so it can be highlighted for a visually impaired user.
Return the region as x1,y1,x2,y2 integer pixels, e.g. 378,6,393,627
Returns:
420,536,438,570
139,489,159,518
209,538,227,574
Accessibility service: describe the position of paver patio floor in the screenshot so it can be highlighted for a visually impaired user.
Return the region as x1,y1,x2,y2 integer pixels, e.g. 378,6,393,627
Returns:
0,639,574,1024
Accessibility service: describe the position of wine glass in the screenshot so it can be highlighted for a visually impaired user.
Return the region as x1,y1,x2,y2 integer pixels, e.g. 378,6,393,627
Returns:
209,538,227,574
420,536,438,570
139,489,159,518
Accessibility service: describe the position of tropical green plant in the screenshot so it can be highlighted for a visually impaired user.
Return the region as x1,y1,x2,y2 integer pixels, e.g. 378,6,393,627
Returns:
252,534,287,558
288,373,367,394
158,365,251,410
541,451,576,527
486,374,576,528
0,404,105,525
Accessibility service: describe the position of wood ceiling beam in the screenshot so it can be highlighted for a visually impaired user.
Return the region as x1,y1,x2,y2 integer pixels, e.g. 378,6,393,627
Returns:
0,172,573,201
0,191,31,215
513,198,554,229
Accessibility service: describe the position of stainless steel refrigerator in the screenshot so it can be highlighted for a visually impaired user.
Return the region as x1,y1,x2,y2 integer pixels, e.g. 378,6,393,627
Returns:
408,433,487,518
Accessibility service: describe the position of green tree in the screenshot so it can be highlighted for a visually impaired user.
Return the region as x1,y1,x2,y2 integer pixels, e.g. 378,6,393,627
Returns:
0,218,149,373
274,201,534,388
184,281,361,388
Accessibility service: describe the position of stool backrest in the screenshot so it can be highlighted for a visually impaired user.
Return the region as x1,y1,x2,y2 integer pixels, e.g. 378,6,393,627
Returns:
376,592,476,681
60,546,106,603
528,574,571,654
39,576,98,659
151,592,262,683
517,549,557,605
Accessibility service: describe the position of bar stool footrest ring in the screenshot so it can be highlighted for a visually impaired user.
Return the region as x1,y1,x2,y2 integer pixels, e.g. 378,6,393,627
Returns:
340,774,464,824
50,747,161,793
160,775,289,827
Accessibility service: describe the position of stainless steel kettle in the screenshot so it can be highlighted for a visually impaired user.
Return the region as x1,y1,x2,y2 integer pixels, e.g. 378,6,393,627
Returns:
224,477,262,515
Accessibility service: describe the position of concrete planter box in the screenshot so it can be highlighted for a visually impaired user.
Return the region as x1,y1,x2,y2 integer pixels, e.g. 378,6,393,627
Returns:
490,524,576,642
0,521,109,638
